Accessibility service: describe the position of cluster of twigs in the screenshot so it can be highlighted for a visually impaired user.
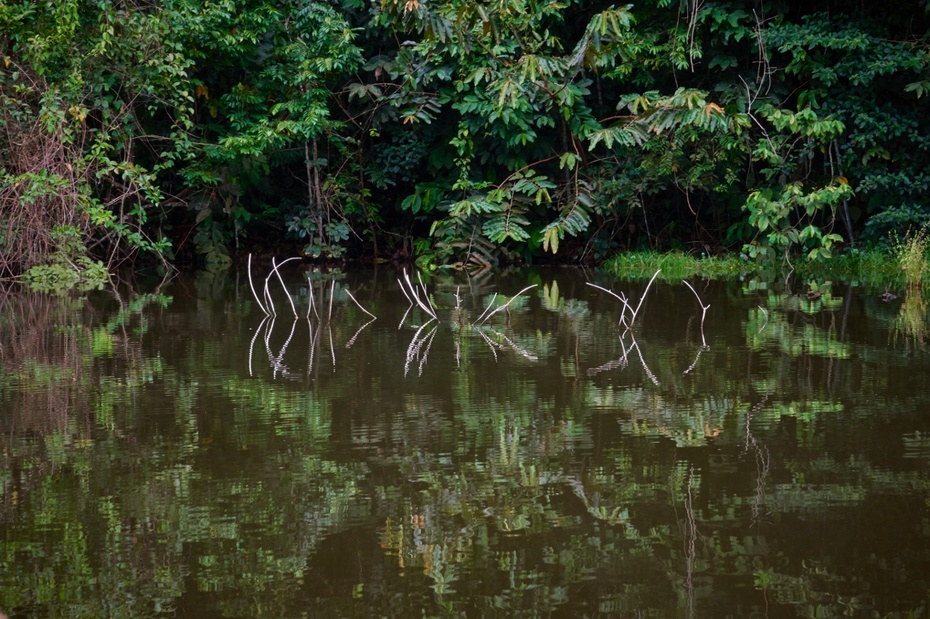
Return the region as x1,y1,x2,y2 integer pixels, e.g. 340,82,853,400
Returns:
473,284,537,327
246,264,712,382
397,269,438,325
585,269,662,330
586,270,712,384
246,256,376,378
398,269,539,375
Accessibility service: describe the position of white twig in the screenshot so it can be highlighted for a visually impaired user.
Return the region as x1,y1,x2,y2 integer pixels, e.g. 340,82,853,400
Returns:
629,269,661,325
682,279,710,348
345,288,376,319
397,276,413,306
306,277,317,320
328,279,335,322
328,323,335,371
682,280,707,311
585,281,628,305
402,269,437,320
586,282,632,325
247,254,268,315
755,305,769,335
264,271,275,316
418,271,438,318
398,303,414,330
474,293,499,325
476,285,537,325
271,257,300,318
262,256,300,316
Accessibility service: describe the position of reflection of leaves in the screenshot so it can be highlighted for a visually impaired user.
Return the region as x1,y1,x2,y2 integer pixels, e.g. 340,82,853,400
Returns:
746,307,850,358
768,400,844,423
541,281,591,321
894,293,929,347
4,275,930,618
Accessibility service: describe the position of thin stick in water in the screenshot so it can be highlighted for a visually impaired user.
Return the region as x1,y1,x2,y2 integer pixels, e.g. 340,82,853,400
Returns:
345,288,376,319
247,254,268,315
417,271,438,318
398,303,414,330
397,276,413,306
328,279,335,322
586,281,633,326
682,279,710,348
478,284,537,325
271,256,301,318
628,269,661,325
403,269,437,320
474,293,498,325
306,277,317,320
328,323,335,371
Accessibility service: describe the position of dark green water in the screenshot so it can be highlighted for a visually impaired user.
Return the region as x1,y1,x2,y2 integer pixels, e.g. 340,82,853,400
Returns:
2,267,929,618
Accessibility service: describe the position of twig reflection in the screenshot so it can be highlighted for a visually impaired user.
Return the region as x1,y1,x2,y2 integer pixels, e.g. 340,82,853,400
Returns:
404,319,438,376
247,266,377,379
587,274,711,383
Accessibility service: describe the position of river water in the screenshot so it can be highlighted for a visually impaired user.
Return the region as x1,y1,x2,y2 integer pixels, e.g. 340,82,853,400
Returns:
1,266,929,618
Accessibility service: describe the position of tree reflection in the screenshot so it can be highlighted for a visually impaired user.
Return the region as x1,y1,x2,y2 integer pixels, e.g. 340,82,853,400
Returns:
1,272,929,618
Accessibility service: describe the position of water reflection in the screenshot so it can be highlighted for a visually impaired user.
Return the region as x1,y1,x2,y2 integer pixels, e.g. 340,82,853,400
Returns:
1,269,930,618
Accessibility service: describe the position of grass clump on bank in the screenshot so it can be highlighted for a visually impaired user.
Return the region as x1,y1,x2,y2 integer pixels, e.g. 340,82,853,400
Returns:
603,243,929,291
602,251,752,281
893,226,930,291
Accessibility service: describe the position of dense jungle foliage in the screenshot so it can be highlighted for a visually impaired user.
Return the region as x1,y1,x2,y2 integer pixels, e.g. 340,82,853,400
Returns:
1,0,930,278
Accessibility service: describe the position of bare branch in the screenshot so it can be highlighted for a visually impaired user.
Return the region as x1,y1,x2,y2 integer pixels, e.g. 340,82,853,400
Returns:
476,285,537,325
345,288,376,319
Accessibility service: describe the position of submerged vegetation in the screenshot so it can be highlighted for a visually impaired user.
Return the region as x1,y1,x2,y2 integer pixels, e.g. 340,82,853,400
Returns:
2,0,930,280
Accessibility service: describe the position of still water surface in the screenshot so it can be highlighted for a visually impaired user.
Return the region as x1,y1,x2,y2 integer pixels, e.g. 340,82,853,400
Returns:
1,267,929,618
